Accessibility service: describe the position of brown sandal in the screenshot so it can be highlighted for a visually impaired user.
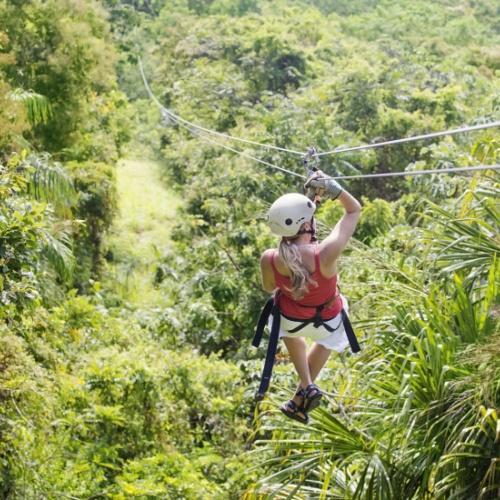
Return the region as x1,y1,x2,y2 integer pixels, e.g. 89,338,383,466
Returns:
280,399,309,424
303,384,323,412
280,388,309,424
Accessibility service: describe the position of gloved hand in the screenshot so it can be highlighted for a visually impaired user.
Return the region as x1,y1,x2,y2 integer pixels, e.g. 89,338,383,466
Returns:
304,170,343,201
304,169,320,201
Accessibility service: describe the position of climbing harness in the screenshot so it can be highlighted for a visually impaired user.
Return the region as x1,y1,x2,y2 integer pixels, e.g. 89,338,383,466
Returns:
252,291,360,401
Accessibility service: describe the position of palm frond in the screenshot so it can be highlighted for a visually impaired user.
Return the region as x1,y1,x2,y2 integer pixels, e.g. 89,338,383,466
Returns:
40,224,75,283
425,192,499,282
471,136,500,164
434,406,499,500
8,88,52,125
25,154,76,214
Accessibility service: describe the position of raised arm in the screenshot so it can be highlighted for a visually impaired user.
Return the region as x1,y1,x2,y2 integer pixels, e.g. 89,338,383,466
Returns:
305,172,361,268
319,189,361,267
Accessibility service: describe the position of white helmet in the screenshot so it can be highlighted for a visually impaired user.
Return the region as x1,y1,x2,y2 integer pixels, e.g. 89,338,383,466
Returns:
267,193,316,237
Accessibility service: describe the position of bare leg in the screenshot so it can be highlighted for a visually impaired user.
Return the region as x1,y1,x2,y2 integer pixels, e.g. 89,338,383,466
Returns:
292,342,331,401
283,336,312,405
308,343,332,382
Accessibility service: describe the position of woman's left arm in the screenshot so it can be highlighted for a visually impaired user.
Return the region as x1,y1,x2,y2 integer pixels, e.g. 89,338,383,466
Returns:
260,249,276,293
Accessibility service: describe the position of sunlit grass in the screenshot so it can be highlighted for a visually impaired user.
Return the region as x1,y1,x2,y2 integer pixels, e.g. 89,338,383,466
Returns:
104,158,181,307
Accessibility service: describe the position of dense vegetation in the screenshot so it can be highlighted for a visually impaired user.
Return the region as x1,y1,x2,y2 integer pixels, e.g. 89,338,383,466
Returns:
1,0,498,498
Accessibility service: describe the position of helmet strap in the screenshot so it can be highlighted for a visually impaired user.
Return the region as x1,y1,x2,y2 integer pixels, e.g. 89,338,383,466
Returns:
310,216,318,242
296,217,317,242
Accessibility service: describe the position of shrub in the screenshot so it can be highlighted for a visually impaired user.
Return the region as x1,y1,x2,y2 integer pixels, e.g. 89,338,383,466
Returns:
66,160,117,286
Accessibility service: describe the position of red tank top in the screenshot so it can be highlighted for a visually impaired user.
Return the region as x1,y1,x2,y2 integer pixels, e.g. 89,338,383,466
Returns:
271,246,343,320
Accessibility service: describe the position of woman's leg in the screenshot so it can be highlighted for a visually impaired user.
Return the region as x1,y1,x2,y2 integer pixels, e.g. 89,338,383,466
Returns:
296,343,332,412
283,336,312,405
308,343,332,382
292,343,331,396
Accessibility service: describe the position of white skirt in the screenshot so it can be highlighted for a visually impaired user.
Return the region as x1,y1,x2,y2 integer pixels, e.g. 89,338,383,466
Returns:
270,296,350,352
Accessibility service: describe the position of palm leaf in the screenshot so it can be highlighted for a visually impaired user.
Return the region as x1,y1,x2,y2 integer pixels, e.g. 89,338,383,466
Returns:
40,223,75,282
8,88,52,125
434,406,499,499
425,191,499,282
25,154,76,214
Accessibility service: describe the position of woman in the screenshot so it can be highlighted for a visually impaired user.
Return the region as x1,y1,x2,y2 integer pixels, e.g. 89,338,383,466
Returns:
259,172,362,423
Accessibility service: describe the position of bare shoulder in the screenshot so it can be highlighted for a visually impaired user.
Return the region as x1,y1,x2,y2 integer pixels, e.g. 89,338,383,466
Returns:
260,248,275,268
316,244,337,276
317,238,340,259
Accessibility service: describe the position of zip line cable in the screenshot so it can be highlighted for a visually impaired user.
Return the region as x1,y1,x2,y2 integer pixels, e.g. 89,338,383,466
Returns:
140,58,500,158
191,132,307,179
163,109,500,181
165,107,500,181
139,59,304,156
162,109,306,179
139,59,500,180
317,121,500,156
330,164,500,180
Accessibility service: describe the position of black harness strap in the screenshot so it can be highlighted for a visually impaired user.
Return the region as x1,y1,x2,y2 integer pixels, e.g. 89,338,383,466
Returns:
341,309,360,353
285,314,342,333
284,300,336,333
253,297,281,401
252,295,361,400
285,307,360,352
285,295,338,332
252,297,274,348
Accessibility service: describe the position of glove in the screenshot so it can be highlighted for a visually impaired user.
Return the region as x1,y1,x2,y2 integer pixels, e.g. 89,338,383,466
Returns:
304,173,343,201
304,169,318,201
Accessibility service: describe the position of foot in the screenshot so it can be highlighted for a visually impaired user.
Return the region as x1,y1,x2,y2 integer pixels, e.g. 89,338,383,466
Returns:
280,399,309,424
291,386,306,408
303,384,323,412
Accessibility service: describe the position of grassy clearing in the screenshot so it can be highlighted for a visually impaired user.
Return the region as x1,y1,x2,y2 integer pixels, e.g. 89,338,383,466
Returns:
104,158,181,307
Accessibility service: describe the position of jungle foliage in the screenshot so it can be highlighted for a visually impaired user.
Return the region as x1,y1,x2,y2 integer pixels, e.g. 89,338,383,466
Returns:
1,0,499,498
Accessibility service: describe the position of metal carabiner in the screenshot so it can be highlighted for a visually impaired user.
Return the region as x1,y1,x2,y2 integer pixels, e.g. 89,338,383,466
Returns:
303,146,323,206
303,146,320,175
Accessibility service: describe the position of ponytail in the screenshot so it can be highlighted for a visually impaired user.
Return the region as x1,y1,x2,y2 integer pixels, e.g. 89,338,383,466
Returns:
278,238,317,300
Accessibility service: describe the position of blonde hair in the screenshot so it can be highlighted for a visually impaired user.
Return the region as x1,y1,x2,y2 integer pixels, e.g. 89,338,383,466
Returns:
278,237,317,300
